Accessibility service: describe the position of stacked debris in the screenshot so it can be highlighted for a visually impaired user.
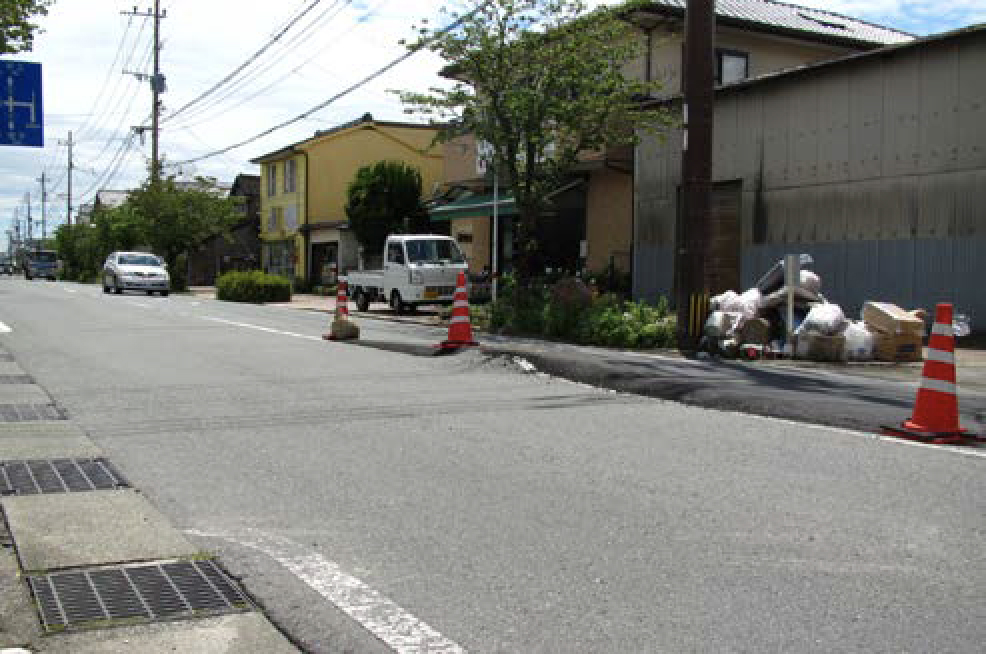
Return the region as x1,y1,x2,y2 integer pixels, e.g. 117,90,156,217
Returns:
702,256,936,363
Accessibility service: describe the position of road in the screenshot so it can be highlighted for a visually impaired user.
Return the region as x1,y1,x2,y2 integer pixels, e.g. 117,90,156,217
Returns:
1,278,984,653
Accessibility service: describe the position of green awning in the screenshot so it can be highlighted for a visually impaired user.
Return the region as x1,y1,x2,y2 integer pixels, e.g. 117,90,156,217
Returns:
429,192,517,222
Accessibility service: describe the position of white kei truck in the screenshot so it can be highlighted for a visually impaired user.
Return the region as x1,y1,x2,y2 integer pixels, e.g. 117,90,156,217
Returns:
344,234,469,314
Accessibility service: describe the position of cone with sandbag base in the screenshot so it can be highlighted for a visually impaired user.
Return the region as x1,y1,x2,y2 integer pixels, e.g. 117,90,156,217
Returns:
436,272,478,350
882,303,975,445
323,280,359,341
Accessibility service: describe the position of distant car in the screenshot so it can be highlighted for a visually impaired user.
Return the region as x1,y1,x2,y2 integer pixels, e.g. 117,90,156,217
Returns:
0,259,12,275
23,250,59,281
102,251,170,296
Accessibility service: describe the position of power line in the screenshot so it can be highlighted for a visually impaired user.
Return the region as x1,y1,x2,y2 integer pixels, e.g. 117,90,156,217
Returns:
163,0,326,123
175,0,492,165
165,0,355,129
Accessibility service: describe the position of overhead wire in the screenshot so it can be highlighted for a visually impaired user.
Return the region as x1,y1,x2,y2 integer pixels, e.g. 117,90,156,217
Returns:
164,0,355,129
163,0,327,123
175,0,492,165
166,0,390,131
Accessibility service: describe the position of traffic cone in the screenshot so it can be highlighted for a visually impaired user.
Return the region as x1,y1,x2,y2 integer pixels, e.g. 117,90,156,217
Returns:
882,303,966,444
323,280,359,341
436,271,479,350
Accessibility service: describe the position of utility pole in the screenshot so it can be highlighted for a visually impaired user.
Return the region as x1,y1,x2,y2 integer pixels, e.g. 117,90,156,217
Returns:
37,172,47,243
675,0,716,352
123,3,166,181
59,131,74,225
24,193,33,249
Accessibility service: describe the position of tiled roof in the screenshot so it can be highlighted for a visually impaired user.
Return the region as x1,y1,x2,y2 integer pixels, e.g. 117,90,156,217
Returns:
639,0,914,46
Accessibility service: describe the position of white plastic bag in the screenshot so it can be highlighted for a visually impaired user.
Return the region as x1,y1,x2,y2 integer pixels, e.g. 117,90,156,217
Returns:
704,311,744,340
710,291,739,312
954,313,971,337
799,303,848,336
844,321,875,361
714,288,761,322
799,270,822,294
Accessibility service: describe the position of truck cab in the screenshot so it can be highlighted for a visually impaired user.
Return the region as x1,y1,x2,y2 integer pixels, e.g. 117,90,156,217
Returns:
347,235,469,314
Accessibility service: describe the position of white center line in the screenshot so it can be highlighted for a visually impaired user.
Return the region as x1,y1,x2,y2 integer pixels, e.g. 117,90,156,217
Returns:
0,321,11,333
200,316,322,341
185,528,466,654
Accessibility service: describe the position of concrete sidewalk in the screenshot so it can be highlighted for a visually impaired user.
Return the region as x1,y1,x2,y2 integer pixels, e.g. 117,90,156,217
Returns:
0,344,298,653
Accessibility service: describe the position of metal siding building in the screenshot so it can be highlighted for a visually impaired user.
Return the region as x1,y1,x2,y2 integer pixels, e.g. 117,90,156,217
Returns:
635,26,986,324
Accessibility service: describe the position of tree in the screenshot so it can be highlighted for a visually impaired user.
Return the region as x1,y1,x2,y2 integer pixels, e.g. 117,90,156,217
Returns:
126,177,240,290
1,0,54,54
345,160,430,256
397,0,672,279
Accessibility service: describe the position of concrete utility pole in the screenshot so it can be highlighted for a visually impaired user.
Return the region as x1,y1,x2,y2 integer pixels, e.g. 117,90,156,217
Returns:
59,131,74,225
675,0,716,352
37,172,47,243
123,2,166,181
24,193,32,248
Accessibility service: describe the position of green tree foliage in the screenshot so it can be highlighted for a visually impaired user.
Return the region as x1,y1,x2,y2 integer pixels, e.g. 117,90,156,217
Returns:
54,177,239,289
1,0,54,54
345,160,430,255
126,177,240,289
397,0,672,278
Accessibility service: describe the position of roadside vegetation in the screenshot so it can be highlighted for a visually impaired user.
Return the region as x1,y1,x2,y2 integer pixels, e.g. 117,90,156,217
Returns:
216,270,292,303
54,176,240,291
471,275,675,349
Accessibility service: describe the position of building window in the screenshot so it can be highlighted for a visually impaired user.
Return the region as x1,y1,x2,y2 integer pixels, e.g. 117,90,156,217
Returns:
284,159,296,193
716,49,748,86
268,208,278,231
267,163,277,197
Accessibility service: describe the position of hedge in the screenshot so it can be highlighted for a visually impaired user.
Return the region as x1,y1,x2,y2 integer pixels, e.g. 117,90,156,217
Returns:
216,270,292,303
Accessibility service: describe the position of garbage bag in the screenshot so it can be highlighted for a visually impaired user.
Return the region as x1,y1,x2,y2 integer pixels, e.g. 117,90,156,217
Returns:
844,320,875,361
798,302,848,336
954,313,971,337
799,270,821,294
710,290,739,312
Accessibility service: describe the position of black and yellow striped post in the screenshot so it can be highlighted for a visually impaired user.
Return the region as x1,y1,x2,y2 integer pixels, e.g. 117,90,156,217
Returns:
688,290,711,346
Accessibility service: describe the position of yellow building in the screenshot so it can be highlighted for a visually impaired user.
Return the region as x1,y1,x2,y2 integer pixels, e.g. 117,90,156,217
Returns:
251,114,444,284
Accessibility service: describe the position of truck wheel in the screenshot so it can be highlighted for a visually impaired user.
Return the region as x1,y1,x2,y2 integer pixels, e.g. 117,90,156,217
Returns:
390,290,406,315
356,290,370,312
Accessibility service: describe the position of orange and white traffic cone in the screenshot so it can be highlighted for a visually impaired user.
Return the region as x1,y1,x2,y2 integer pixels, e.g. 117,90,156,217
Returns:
436,271,479,350
323,280,359,341
883,303,967,444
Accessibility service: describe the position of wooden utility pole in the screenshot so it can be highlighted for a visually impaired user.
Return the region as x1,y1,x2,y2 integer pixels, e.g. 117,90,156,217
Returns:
675,0,716,351
59,131,74,225
123,3,166,181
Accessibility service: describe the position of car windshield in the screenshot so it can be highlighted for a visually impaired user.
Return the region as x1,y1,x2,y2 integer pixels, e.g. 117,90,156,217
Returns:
119,254,162,267
404,239,465,264
29,251,57,263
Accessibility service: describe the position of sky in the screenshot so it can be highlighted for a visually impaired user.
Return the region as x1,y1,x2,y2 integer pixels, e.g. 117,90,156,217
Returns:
1,0,984,250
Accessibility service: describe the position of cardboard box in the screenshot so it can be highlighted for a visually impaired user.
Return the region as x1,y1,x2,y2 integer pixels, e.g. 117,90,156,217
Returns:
795,333,847,362
862,302,925,335
871,328,924,362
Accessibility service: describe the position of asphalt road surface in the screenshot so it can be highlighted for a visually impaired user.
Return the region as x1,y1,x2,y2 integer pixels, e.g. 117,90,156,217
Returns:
2,278,983,653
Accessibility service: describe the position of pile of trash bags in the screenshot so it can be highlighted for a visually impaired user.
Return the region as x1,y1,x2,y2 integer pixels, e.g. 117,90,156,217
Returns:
701,256,961,363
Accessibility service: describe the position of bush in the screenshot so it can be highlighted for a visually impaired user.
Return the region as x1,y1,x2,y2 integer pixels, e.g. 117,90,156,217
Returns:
491,276,675,349
217,270,292,303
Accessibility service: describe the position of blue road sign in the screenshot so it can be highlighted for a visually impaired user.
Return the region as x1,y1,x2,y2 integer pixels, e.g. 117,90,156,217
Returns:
1,60,43,148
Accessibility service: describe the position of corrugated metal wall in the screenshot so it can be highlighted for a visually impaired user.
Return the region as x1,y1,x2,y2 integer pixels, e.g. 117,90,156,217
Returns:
634,29,986,325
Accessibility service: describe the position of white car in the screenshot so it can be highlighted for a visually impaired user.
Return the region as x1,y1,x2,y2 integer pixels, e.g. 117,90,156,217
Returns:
102,251,170,296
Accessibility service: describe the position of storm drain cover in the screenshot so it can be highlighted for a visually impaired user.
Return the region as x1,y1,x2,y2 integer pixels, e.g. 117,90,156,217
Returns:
0,375,33,384
0,404,66,422
28,559,253,632
0,458,130,495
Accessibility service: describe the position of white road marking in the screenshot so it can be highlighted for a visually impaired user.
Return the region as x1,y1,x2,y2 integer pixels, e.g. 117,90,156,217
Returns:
62,288,78,294
200,316,322,342
0,322,10,333
185,528,466,654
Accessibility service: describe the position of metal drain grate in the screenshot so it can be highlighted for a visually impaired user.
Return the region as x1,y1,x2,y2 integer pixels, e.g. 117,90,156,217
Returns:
0,375,33,384
0,458,130,495
28,560,253,632
0,404,66,422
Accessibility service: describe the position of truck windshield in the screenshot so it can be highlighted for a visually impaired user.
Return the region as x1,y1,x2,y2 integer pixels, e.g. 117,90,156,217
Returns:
29,251,57,263
404,239,465,264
